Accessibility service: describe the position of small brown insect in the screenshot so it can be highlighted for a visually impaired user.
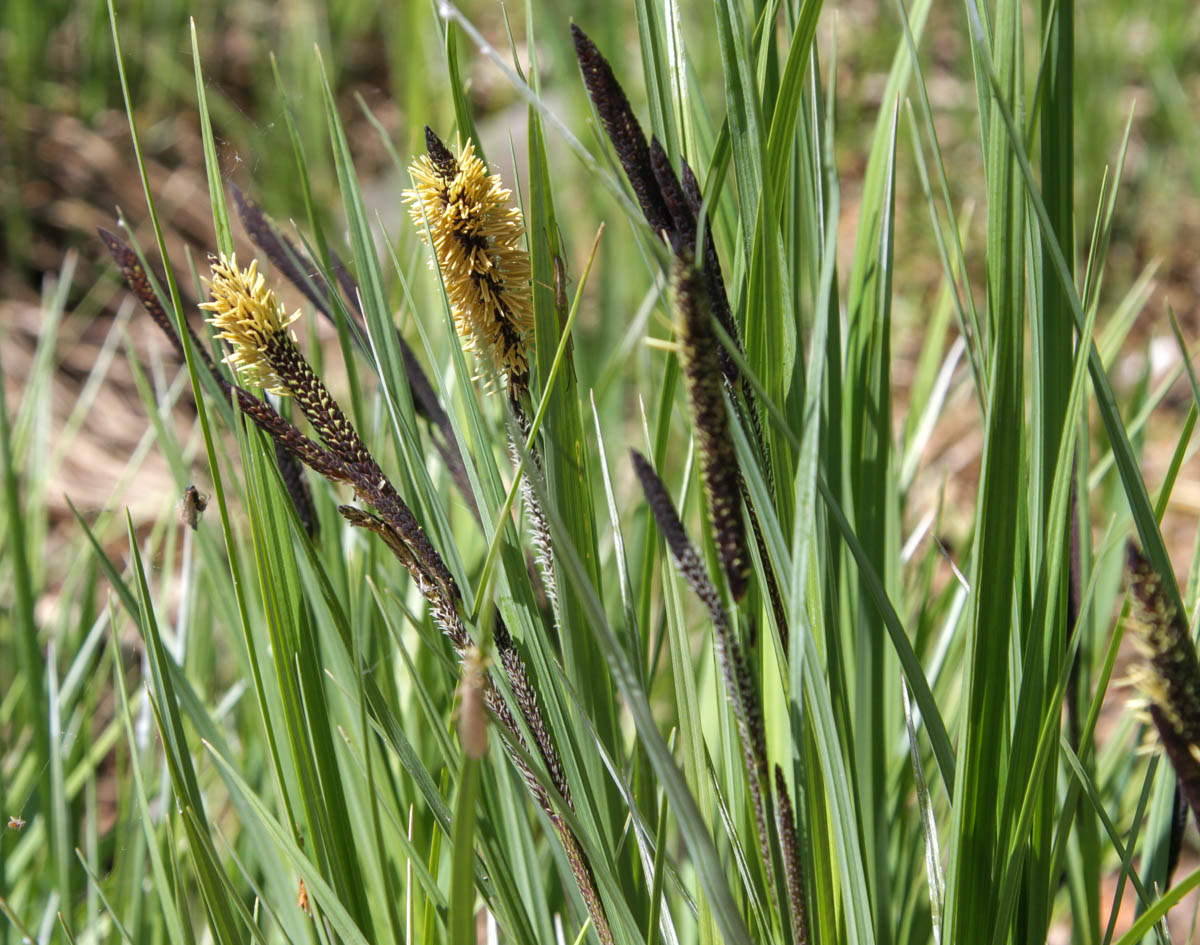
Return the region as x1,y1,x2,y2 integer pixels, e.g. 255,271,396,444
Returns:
297,877,309,913
7,816,25,830
457,645,490,759
551,253,576,380
179,484,209,530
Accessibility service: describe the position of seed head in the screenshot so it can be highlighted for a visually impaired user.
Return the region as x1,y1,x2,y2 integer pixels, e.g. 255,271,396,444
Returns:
404,129,533,389
1125,542,1200,826
200,253,300,395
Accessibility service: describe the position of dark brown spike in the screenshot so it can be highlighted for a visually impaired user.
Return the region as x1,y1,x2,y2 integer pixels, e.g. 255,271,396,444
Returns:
571,24,673,237
98,228,219,373
774,766,810,945
679,157,704,219
630,449,704,585
260,331,459,601
339,505,420,578
679,158,742,388
230,184,332,320
424,126,459,179
648,137,696,258
672,255,750,601
680,158,776,517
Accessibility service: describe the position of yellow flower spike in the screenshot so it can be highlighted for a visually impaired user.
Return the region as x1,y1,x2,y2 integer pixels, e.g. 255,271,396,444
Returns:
200,253,301,395
404,128,533,391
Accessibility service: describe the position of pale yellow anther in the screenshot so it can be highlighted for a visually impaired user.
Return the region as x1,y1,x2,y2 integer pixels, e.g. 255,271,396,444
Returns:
200,253,301,395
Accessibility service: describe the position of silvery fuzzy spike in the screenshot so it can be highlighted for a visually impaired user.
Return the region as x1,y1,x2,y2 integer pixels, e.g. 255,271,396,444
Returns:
1125,542,1200,826
571,24,673,238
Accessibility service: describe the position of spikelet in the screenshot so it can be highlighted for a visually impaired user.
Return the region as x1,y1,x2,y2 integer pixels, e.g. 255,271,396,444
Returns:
404,128,533,390
200,253,301,395
671,253,750,601
1125,542,1200,826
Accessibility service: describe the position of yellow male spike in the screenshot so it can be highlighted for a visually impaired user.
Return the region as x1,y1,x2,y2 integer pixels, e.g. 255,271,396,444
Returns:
404,129,532,391
200,253,300,395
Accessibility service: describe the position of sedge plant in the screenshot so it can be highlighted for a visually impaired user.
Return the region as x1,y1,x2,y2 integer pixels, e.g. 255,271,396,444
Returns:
7,1,1200,944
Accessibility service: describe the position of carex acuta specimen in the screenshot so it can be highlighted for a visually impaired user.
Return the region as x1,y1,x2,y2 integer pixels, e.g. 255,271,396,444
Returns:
404,128,534,394
102,228,613,945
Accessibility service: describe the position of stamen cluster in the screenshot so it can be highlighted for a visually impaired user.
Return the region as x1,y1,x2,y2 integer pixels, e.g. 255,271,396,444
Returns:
404,129,533,390
200,254,300,395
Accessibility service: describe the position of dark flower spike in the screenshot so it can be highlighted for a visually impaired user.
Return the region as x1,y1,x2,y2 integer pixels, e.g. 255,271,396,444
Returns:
647,137,696,259
678,156,746,389
670,158,782,638
424,125,459,178
678,155,774,511
774,766,810,945
571,24,673,238
230,184,340,330
572,28,778,525
1125,542,1200,826
672,253,750,601
99,228,222,375
274,441,317,537
650,140,747,397
631,449,774,895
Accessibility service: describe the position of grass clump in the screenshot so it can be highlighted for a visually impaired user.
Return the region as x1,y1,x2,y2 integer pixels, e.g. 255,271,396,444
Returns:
4,2,1200,944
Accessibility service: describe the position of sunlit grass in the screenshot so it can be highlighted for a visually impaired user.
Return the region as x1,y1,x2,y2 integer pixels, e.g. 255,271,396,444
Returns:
3,1,1200,944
